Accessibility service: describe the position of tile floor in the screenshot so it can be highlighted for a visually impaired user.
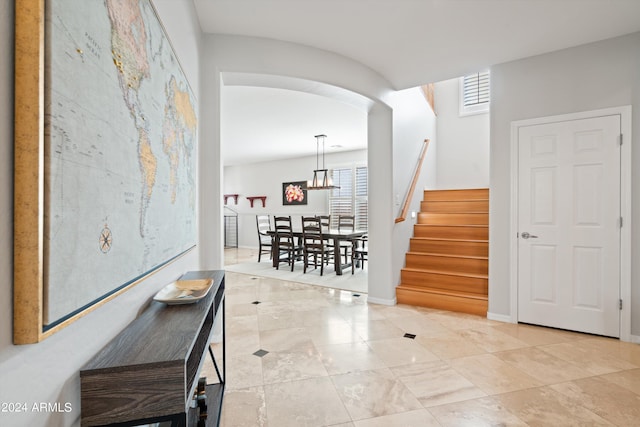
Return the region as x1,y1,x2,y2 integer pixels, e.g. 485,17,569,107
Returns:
210,249,640,426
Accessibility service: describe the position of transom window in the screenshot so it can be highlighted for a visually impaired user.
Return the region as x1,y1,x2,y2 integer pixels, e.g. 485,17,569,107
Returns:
459,70,490,116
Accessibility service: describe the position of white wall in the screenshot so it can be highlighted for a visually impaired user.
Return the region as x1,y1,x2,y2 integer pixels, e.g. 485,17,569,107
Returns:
434,78,490,188
0,2,203,426
489,32,640,337
389,87,438,288
224,150,367,249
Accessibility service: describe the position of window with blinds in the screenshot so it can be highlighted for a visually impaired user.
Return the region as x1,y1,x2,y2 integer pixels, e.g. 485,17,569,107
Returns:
329,165,367,230
459,71,490,116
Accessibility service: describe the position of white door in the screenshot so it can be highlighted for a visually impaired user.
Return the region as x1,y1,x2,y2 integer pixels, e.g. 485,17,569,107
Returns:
517,115,621,337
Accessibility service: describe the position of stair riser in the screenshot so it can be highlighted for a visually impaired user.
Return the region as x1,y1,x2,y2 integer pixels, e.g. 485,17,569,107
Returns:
401,270,487,295
396,287,487,316
421,199,488,213
405,254,487,275
423,188,489,201
410,239,488,257
418,212,488,225
414,225,488,240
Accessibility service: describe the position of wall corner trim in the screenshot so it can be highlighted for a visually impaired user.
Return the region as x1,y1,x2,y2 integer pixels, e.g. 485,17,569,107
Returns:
367,296,396,306
487,312,515,323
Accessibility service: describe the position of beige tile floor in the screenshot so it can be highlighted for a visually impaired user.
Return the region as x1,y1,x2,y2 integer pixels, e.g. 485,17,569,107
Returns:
210,249,640,426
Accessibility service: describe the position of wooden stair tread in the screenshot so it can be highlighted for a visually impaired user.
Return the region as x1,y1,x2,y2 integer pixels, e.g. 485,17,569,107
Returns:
423,189,489,201
421,199,489,213
401,267,488,280
423,198,489,202
412,237,488,243
423,189,488,194
414,226,488,239
416,224,487,227
418,212,488,225
406,252,488,260
420,212,487,215
396,284,488,300
419,211,489,216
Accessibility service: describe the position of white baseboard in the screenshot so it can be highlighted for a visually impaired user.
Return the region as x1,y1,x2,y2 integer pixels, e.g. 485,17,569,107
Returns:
487,312,515,323
367,296,396,306
629,334,640,344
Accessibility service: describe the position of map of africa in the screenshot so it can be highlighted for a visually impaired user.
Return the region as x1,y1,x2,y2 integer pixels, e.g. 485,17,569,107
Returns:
43,0,197,326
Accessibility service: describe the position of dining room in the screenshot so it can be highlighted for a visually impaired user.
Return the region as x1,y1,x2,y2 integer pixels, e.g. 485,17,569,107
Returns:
224,164,368,293
221,84,370,292
223,211,368,294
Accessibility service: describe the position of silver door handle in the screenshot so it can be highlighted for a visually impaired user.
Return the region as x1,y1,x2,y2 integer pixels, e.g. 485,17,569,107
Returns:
521,232,538,239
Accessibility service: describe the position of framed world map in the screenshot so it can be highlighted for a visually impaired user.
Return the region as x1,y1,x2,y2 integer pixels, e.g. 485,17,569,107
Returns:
14,0,197,343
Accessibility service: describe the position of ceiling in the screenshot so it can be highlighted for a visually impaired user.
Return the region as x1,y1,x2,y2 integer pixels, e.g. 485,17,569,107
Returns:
222,86,367,166
194,0,640,165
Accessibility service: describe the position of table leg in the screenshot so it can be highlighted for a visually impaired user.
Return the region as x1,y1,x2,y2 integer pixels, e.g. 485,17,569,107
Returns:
333,238,343,275
272,237,279,268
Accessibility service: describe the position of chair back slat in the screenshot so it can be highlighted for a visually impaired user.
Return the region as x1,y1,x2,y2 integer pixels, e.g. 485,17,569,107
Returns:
302,216,324,247
257,215,271,233
256,215,271,243
316,215,331,233
338,215,355,232
274,216,295,246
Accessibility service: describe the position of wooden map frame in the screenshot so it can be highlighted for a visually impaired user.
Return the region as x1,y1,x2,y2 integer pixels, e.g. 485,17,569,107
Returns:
14,0,48,344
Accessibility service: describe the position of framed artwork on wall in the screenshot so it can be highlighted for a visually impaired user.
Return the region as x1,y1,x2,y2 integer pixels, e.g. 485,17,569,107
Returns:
282,181,308,205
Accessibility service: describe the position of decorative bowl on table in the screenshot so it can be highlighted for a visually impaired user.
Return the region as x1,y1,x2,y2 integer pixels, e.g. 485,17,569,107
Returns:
153,278,214,305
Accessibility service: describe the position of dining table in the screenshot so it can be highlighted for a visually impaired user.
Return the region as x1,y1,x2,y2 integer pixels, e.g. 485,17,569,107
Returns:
269,228,367,275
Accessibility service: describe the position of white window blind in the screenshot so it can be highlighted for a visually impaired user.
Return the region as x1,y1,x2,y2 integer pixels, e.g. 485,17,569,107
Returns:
354,166,368,230
460,71,490,116
329,165,367,230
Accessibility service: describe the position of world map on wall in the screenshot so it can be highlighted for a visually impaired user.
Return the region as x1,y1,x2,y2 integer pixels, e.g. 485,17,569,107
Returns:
44,0,197,326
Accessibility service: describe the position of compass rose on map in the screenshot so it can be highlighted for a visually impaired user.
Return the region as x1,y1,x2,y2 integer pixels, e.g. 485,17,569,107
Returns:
99,225,113,253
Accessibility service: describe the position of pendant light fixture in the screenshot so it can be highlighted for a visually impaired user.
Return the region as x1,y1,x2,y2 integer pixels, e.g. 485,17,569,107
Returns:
307,134,339,190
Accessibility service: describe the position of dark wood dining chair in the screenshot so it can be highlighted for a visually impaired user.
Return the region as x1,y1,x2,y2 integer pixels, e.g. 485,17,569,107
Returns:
273,215,302,271
352,234,368,273
256,215,273,262
337,215,356,264
316,215,333,265
301,216,331,275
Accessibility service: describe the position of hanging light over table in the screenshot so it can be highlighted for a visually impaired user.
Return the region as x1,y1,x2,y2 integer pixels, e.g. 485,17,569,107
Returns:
307,134,339,190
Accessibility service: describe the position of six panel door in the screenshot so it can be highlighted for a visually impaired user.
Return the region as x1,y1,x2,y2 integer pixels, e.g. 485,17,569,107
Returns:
517,115,621,337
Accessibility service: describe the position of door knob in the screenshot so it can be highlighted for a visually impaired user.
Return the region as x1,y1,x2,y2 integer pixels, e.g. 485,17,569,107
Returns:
521,232,538,239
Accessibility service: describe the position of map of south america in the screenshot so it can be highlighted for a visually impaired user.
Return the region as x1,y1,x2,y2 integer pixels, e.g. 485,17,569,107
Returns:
107,0,156,237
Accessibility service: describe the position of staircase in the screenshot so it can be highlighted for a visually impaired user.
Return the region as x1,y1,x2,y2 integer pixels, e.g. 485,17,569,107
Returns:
396,188,489,316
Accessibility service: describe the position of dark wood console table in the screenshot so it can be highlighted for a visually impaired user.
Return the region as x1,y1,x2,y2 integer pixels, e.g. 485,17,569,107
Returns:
80,270,225,427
